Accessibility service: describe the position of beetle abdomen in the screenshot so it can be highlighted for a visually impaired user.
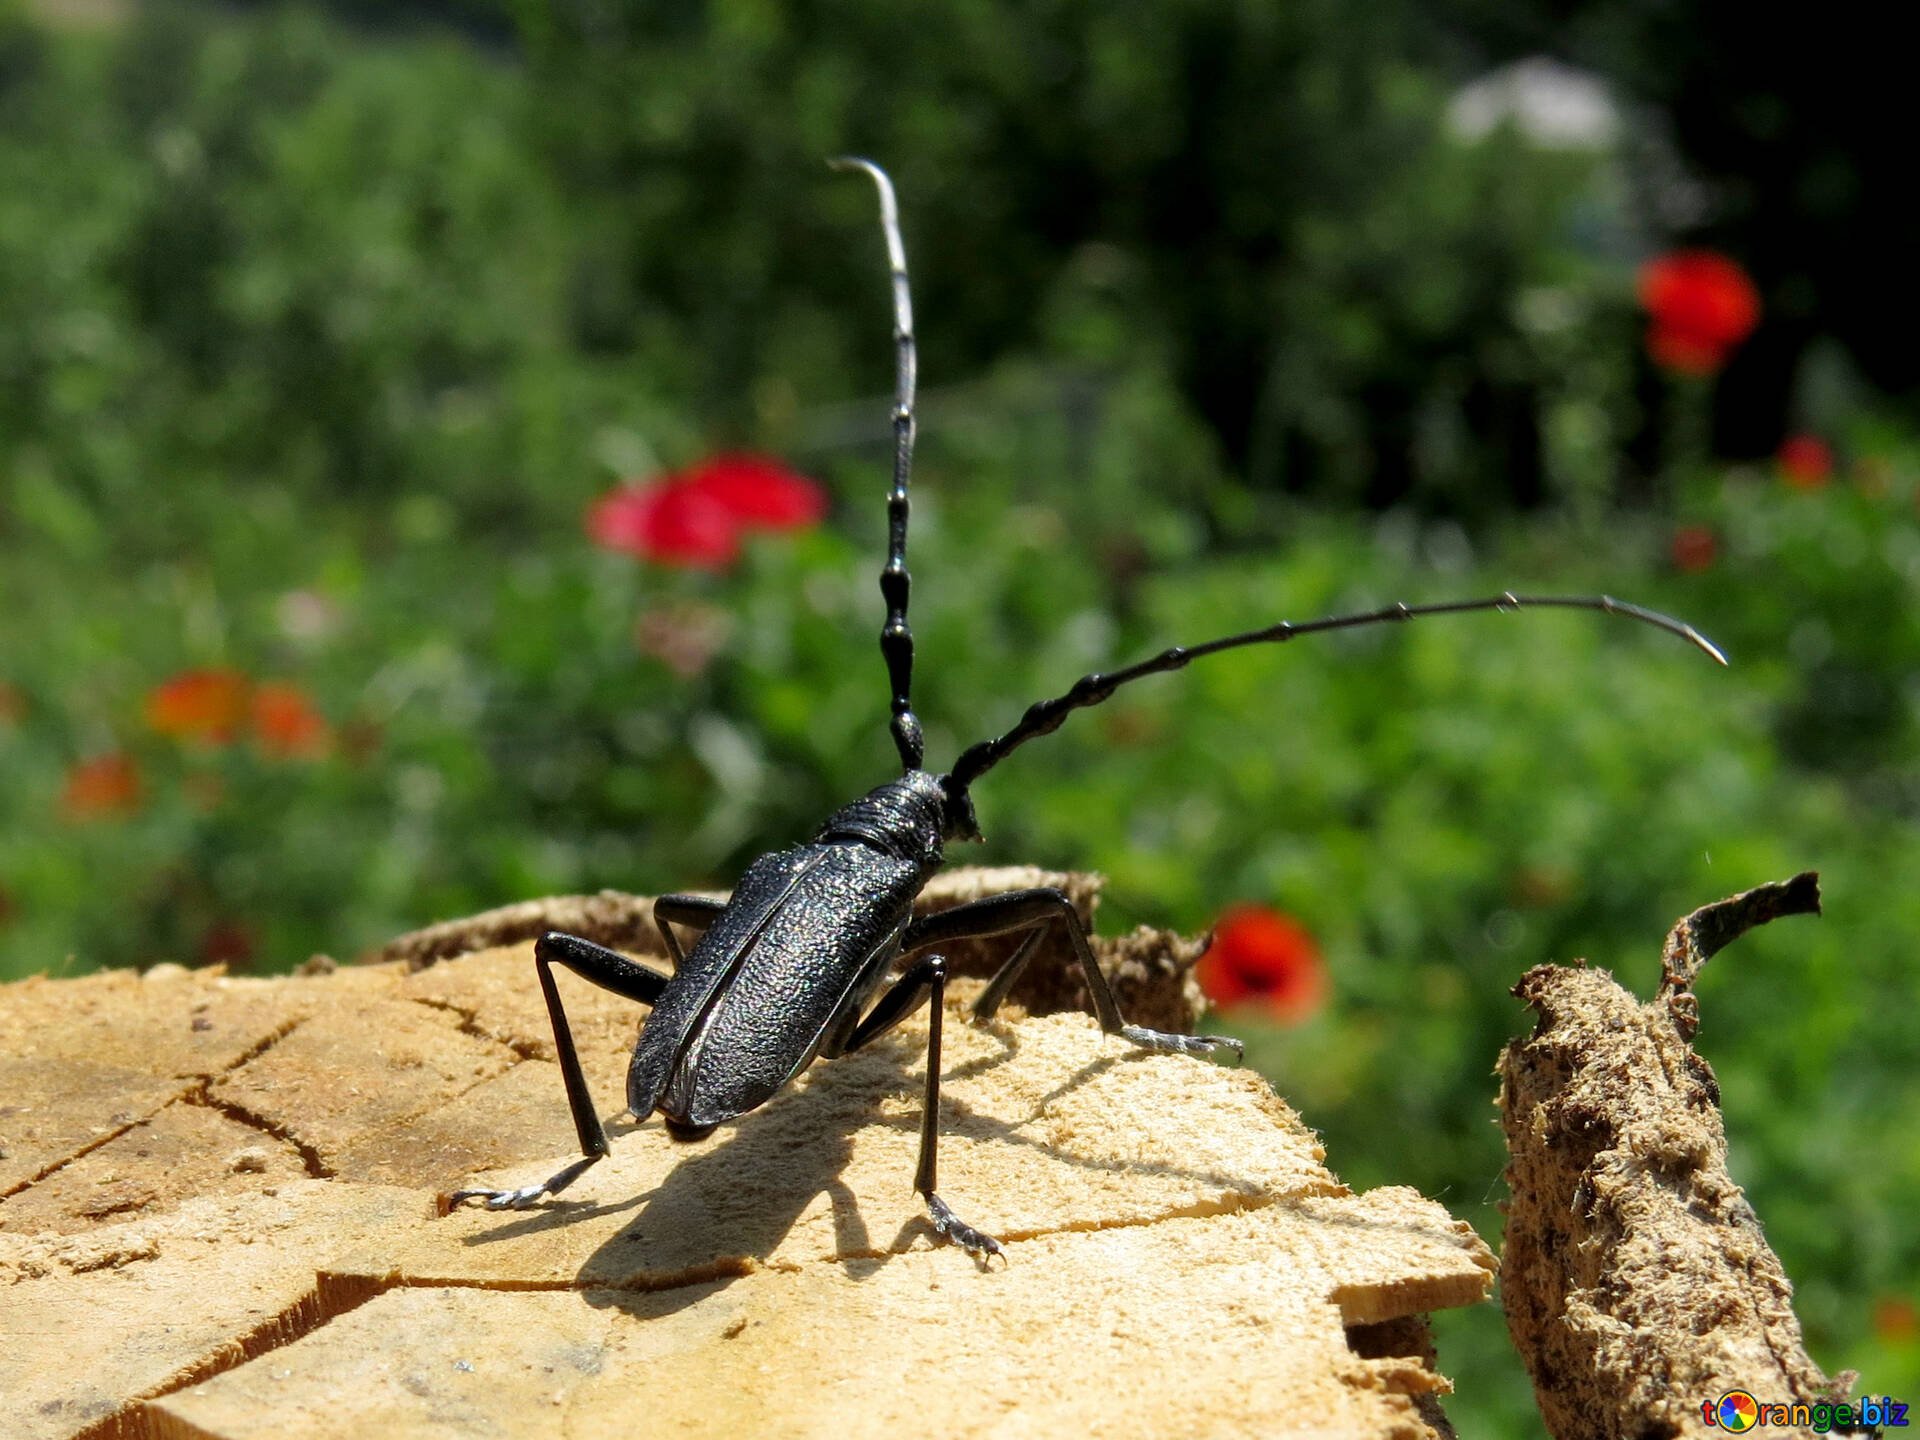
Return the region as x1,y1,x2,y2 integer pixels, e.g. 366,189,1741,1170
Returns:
628,844,921,1129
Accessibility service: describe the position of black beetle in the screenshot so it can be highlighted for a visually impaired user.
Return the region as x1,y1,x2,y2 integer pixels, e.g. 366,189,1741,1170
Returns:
446,158,1724,1261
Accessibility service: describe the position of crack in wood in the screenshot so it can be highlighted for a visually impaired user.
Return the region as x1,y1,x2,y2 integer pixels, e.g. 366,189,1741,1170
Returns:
403,993,547,1062
192,1014,309,1081
2,1015,311,1204
0,1110,165,1201
71,1273,396,1440
192,1090,333,1180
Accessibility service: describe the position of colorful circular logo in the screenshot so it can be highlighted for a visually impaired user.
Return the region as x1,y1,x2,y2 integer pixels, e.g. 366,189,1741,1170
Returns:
1716,1391,1760,1432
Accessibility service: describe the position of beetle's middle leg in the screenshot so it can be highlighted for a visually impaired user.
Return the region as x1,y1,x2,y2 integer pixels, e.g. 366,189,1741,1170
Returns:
902,888,1243,1061
445,931,670,1212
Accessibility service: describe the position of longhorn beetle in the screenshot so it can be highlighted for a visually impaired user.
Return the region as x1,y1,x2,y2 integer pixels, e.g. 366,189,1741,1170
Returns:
446,158,1726,1261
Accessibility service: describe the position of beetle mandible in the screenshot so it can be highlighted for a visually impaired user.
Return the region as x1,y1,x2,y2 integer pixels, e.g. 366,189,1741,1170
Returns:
445,158,1725,1261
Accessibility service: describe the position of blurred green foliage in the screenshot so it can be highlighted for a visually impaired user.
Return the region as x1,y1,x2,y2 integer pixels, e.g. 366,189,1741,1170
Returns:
1,3,1915,1433
503,0,1638,516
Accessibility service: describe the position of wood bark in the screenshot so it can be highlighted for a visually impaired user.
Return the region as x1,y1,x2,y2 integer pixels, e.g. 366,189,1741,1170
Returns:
1498,873,1861,1439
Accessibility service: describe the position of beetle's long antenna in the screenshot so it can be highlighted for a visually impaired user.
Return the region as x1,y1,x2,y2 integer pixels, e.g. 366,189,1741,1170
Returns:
832,156,924,772
946,593,1725,791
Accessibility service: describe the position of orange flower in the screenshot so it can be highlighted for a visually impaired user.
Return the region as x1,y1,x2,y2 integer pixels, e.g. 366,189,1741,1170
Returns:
1638,250,1760,375
61,752,142,821
1776,433,1834,490
250,682,331,759
1670,524,1718,574
0,681,24,728
146,668,249,745
1196,905,1329,1024
1873,1295,1918,1344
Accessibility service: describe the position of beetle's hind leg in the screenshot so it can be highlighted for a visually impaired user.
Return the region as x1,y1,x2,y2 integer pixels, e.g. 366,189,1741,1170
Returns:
652,893,724,967
444,931,670,1213
902,888,1243,1061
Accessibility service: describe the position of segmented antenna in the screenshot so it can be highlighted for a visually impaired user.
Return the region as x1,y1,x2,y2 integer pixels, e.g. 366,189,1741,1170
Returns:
832,156,924,772
945,593,1726,791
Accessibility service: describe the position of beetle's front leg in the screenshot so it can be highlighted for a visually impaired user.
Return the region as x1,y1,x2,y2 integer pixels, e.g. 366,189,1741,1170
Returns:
901,888,1244,1061
912,953,1004,1263
836,950,1004,1264
444,931,670,1213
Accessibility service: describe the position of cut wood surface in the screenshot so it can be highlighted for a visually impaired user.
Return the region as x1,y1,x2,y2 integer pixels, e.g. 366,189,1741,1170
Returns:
2,868,1495,1439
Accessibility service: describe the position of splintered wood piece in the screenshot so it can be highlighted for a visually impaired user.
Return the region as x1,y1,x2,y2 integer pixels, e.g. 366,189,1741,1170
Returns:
2,871,1494,1439
1498,873,1851,1440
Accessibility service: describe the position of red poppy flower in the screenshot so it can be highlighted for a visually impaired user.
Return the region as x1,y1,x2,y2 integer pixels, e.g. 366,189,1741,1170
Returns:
1776,433,1834,490
588,478,741,570
1638,250,1760,375
146,668,249,745
1670,524,1717,574
684,453,827,529
251,682,331,759
61,752,143,821
1196,904,1328,1024
587,452,824,570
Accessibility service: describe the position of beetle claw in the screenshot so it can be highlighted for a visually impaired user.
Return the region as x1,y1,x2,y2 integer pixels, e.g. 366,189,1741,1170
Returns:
926,1191,1006,1266
445,1183,548,1212
1119,1024,1245,1063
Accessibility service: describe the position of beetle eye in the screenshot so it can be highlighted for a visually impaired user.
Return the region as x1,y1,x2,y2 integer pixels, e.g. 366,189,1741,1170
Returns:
940,785,983,844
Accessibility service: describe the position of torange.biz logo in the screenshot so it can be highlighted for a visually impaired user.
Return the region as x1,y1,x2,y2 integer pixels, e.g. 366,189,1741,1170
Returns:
1700,1390,1908,1432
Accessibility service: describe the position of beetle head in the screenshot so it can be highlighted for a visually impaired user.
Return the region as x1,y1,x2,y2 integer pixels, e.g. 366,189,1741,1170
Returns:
937,779,983,845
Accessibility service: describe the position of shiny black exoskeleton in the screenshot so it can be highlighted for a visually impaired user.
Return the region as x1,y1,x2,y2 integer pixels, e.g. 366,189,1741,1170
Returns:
447,160,1725,1261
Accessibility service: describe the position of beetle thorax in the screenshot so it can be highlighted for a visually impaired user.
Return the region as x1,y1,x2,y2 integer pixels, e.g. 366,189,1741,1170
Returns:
815,769,953,869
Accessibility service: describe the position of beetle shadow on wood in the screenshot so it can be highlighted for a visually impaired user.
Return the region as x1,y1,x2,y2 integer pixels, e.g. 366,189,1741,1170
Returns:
588,1030,1265,1316
559,1033,968,1318
450,1012,1259,1318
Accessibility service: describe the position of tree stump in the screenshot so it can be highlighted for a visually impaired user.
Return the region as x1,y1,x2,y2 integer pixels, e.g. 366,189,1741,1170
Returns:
2,869,1495,1439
